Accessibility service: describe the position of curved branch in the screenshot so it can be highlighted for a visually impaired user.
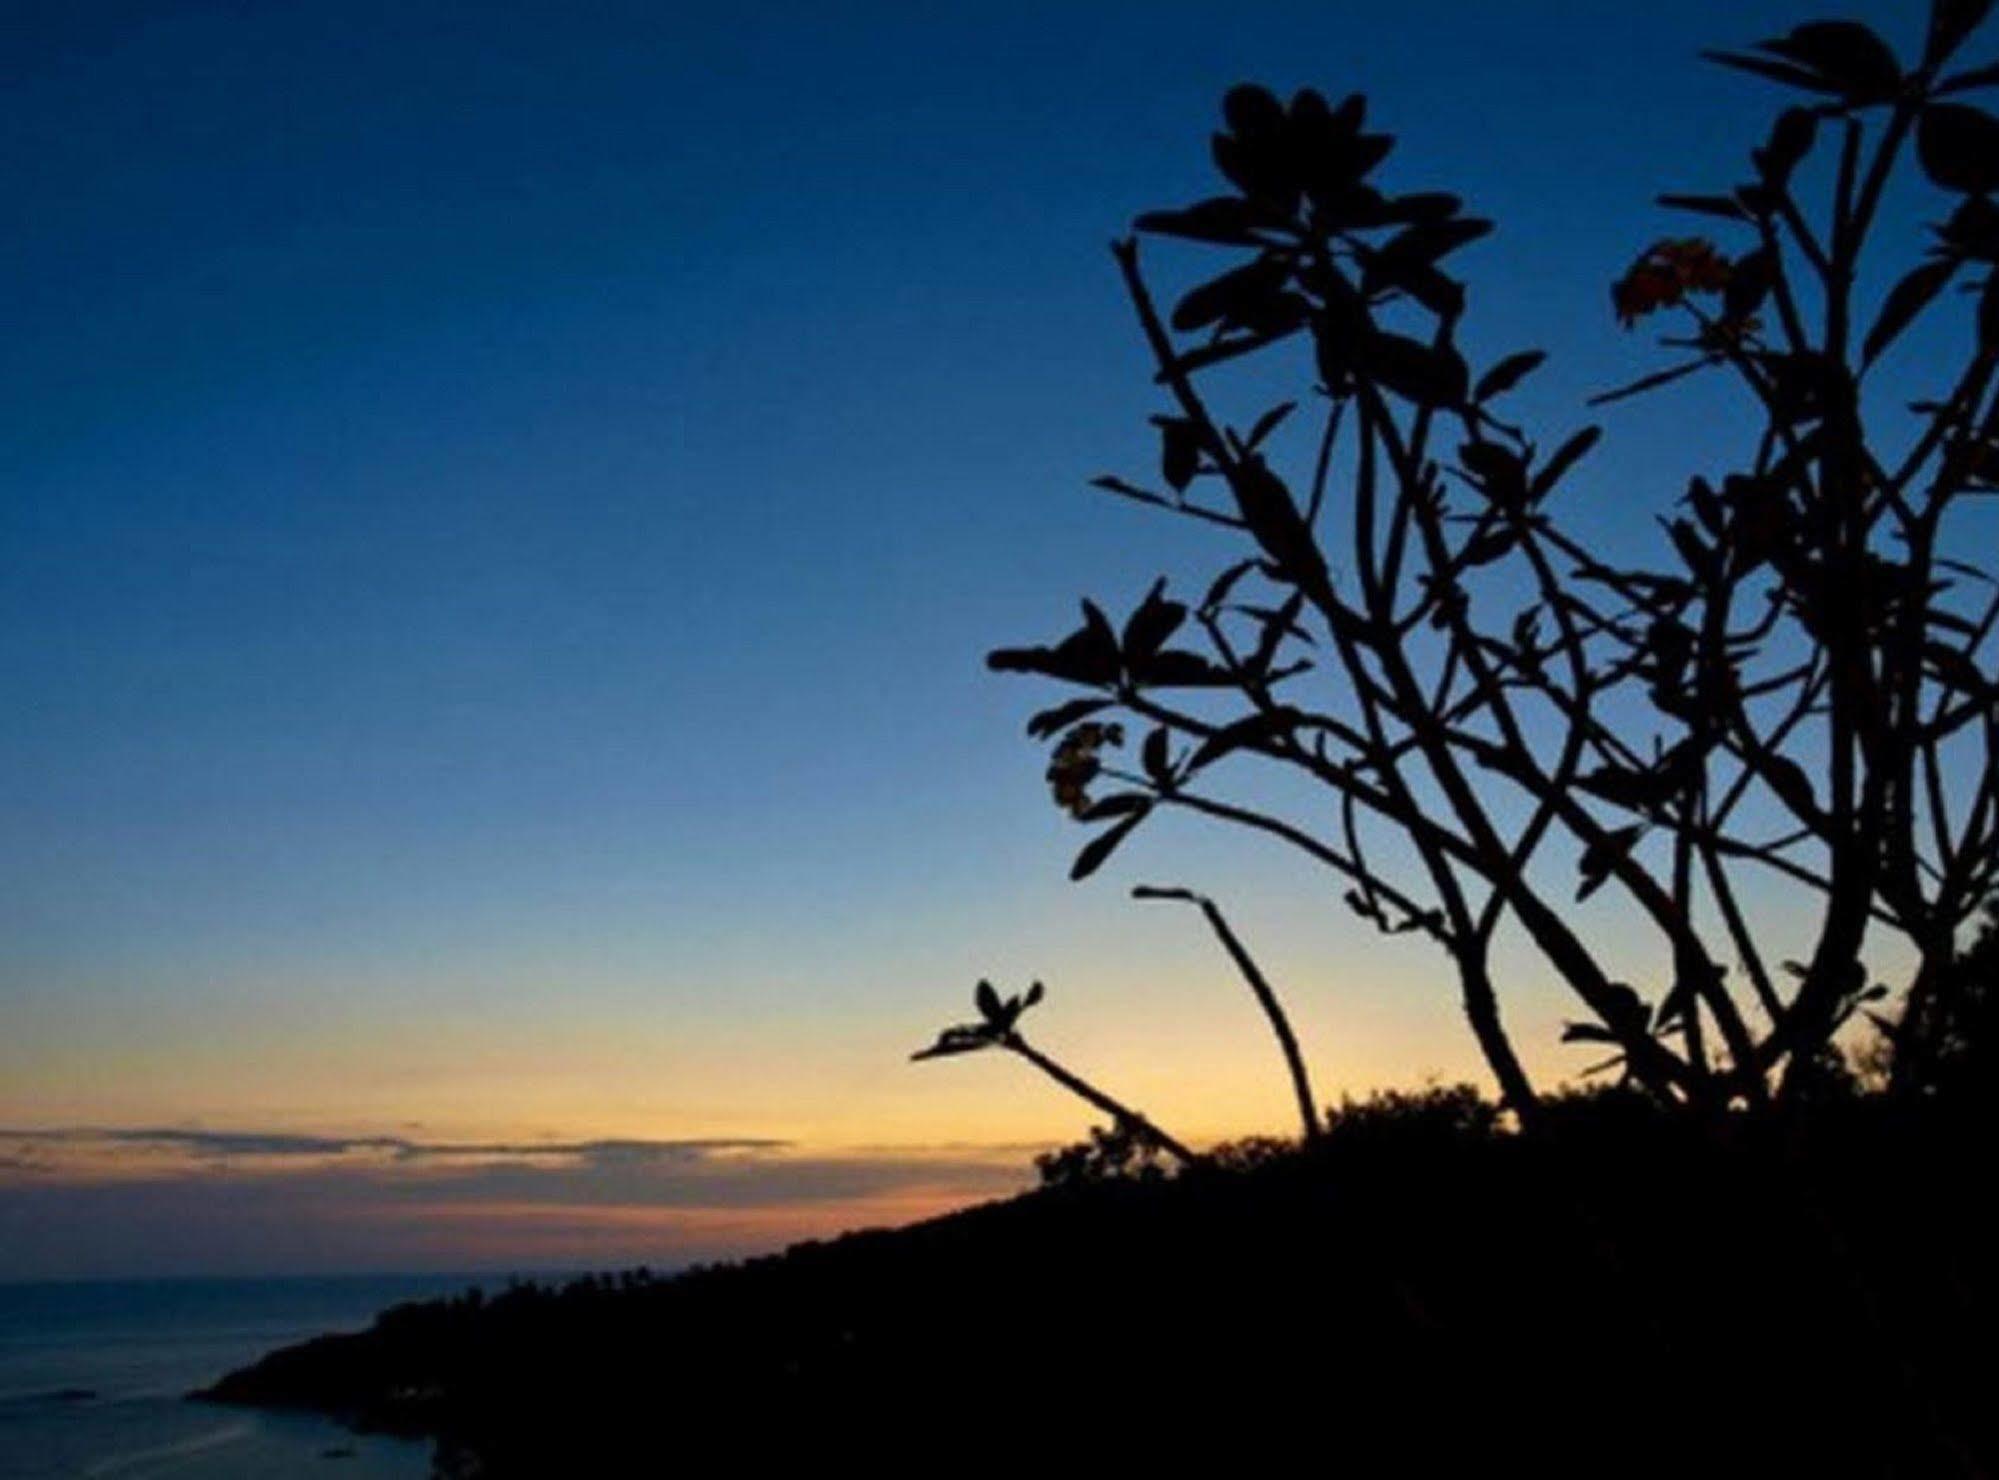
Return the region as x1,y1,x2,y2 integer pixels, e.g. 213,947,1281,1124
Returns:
1135,885,1323,1140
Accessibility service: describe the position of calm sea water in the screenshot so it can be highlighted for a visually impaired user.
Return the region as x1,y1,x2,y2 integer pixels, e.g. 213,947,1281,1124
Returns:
0,1275,488,1479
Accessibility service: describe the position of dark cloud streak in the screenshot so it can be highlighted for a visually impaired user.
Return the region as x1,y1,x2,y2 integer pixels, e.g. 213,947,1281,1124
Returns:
0,1127,1036,1280
0,1126,789,1167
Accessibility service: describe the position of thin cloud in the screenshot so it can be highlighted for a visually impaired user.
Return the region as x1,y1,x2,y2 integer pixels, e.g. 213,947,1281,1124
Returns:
0,1127,1038,1279
0,1126,790,1172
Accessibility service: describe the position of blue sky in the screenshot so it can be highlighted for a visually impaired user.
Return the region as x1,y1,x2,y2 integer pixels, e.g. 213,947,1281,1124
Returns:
0,0,1953,1277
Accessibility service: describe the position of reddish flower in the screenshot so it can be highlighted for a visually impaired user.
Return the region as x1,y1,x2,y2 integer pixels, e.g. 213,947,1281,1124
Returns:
1613,238,1732,327
1046,722,1123,817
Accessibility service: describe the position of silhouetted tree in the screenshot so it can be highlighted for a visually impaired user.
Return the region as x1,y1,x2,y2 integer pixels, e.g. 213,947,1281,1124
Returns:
983,1,1999,1119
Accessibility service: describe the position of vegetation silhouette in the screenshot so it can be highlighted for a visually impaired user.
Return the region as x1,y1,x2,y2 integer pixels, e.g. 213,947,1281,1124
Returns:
199,1085,1996,1474
200,5,1999,1474
975,0,1999,1120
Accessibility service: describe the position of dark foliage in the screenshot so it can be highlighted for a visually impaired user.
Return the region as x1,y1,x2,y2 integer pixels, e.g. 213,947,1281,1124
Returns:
981,0,1999,1120
200,1099,1997,1476
1902,892,1999,1108
1033,1119,1167,1186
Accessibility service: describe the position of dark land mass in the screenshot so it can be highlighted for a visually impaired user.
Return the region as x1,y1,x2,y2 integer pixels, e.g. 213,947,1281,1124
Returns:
197,1094,1995,1478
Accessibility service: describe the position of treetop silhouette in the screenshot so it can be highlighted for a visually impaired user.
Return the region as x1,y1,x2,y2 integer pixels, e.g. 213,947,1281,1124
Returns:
940,0,1999,1125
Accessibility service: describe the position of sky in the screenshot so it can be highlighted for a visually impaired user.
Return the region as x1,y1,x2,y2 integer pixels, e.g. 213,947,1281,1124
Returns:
0,0,1956,1279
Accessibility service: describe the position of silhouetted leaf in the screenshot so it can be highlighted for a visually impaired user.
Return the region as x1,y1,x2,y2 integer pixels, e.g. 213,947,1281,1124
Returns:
1510,607,1543,669
1212,131,1296,212
1367,220,1491,294
1577,764,1679,813
1122,578,1187,663
1928,0,1996,66
1760,755,1819,818
1076,792,1150,822
1459,527,1520,567
1687,476,1725,536
1531,426,1602,501
1759,350,1840,423
1134,196,1272,246
1561,1022,1622,1045
1157,416,1202,492
1186,708,1301,772
1202,559,1259,612
1704,50,1851,95
1242,401,1297,451
1024,980,1044,1007
1864,260,1958,366
989,632,1114,685
1337,133,1395,188
1172,254,1292,333
1721,247,1775,324
1654,980,1696,1032
1378,257,1465,317
990,602,1121,685
1079,599,1119,659
1229,458,1322,578
1473,350,1546,404
1365,333,1469,406
1755,109,1819,187
1941,58,1999,94
1027,697,1112,740
1071,807,1150,881
1286,88,1347,181
1134,649,1234,687
1162,321,1308,378
1919,104,1999,193
1926,640,1992,694
1759,21,1902,102
975,979,1003,1023
1142,726,1173,786
1657,193,1749,221
1576,825,1644,902
1461,441,1529,507
1734,182,1781,217
1666,518,1720,581
1222,83,1287,141
910,1024,997,1060
1941,194,1999,261
1248,589,1309,675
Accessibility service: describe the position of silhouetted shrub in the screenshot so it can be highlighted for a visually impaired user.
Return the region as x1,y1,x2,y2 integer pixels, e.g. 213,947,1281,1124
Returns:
1034,1120,1170,1187
204,1096,1999,1475
1900,892,1999,1114
1200,1134,1297,1173
1319,1082,1501,1149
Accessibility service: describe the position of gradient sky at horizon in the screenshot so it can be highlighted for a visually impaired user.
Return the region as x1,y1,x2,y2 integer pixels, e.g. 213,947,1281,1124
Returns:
0,0,1951,1279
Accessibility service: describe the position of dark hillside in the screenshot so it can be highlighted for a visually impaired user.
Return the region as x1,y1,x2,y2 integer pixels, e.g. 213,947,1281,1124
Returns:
200,1097,1996,1477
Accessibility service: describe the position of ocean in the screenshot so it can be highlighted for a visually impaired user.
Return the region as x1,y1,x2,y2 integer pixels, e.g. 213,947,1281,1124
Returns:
0,1275,490,1479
